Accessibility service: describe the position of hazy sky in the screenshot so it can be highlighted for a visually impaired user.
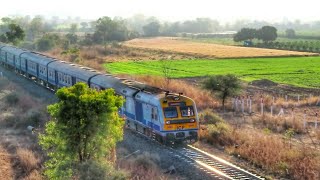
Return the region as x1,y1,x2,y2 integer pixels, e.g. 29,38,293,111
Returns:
1,0,320,22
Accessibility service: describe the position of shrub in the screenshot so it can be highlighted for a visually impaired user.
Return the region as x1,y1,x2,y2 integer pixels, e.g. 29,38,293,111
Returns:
207,122,232,146
199,109,223,124
15,109,44,128
3,115,20,127
25,170,42,180
75,160,127,180
5,92,19,105
119,152,166,179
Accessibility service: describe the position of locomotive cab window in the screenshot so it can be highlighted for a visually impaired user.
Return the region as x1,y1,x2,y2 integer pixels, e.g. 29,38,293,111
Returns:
180,106,194,117
163,107,178,118
151,107,158,120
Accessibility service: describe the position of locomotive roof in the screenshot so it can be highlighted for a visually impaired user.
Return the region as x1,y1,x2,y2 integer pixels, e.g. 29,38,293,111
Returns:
49,61,100,81
21,52,56,65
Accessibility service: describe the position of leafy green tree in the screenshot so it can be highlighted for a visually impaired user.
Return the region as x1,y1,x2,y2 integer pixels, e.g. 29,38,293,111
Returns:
143,21,161,37
36,34,61,51
94,16,117,51
203,74,242,110
233,28,256,42
65,33,78,45
39,83,125,179
257,26,277,43
0,24,25,45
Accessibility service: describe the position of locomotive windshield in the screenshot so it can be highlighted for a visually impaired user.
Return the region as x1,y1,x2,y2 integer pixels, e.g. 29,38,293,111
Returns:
180,106,194,117
163,107,178,118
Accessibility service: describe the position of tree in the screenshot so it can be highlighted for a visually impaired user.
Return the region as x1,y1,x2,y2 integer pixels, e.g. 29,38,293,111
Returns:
285,28,296,38
233,28,256,42
0,24,25,45
36,34,60,51
257,26,277,43
80,22,88,31
203,74,242,111
70,23,78,34
143,21,161,37
94,16,117,51
39,83,125,179
29,16,44,41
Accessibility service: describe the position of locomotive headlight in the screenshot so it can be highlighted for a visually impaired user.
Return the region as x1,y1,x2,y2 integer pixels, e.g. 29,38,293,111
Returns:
166,121,171,125
190,119,195,123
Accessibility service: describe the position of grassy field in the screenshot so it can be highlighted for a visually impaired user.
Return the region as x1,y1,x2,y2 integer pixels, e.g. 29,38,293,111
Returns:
125,37,316,58
105,56,320,88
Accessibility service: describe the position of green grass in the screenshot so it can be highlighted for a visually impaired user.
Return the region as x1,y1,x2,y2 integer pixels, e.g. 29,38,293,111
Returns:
105,56,320,88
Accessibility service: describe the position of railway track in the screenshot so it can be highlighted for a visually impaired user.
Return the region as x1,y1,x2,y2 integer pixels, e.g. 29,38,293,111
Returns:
131,128,264,179
169,145,264,180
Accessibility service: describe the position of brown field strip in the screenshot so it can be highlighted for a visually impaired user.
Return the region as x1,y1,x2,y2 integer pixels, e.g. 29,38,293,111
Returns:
124,37,318,58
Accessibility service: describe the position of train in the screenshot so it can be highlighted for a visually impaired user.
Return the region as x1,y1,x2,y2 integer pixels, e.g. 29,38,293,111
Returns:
0,44,199,144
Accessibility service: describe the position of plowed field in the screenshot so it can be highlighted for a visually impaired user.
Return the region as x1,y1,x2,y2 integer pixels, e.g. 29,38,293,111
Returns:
125,37,317,58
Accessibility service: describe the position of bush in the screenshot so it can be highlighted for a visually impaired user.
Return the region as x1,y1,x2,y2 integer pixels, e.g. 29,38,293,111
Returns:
207,122,232,145
5,92,19,105
15,109,44,128
200,109,223,124
75,160,127,180
36,38,55,51
3,115,19,127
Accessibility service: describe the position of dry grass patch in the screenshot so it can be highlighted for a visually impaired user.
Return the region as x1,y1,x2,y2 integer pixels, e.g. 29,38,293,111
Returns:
119,152,168,180
0,147,13,180
125,37,317,58
16,148,39,173
225,130,320,179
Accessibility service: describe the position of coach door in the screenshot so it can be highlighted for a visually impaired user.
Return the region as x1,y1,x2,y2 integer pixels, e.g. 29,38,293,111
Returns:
135,101,143,124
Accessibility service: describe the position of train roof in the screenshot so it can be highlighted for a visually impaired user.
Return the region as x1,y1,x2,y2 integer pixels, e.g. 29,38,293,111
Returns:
21,52,56,65
1,46,27,55
48,61,100,81
121,79,165,94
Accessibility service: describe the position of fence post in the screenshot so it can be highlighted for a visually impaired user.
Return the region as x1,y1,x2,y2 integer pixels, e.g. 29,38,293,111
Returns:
285,95,288,108
315,113,318,129
278,106,284,116
291,107,294,118
303,109,307,129
297,95,300,106
241,96,244,114
271,102,273,116
261,98,264,115
235,96,239,113
309,94,312,106
232,97,235,111
249,96,252,114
